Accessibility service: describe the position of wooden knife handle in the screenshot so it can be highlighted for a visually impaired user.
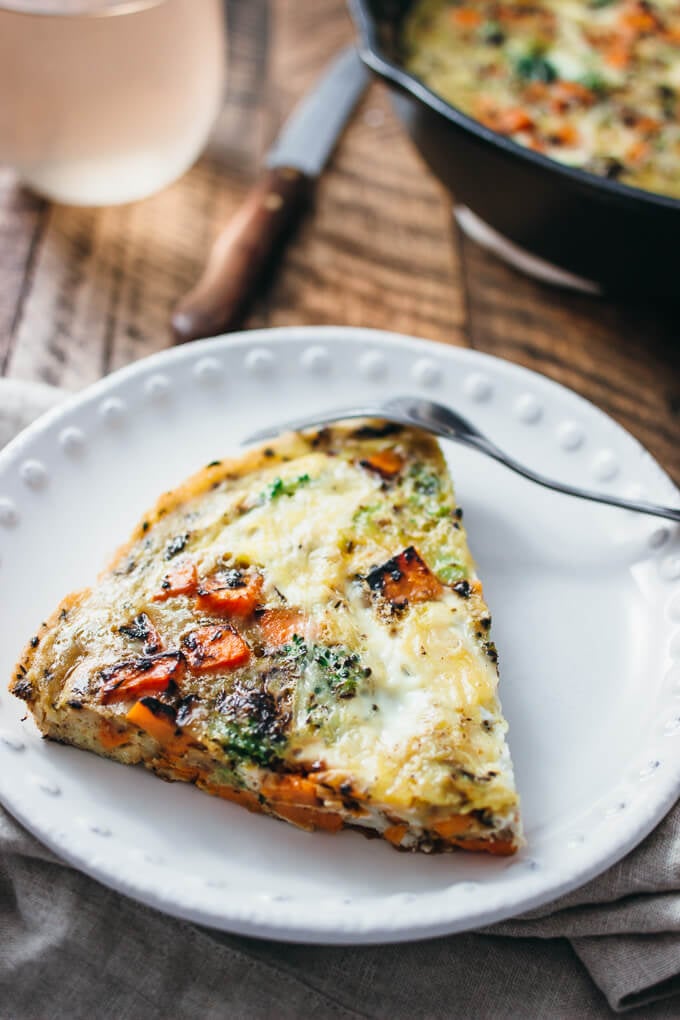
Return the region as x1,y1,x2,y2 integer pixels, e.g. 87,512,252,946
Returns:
171,166,313,343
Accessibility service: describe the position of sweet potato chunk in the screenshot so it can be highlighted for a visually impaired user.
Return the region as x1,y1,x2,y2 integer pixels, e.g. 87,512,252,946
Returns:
98,719,132,750
384,823,408,846
126,696,179,745
182,624,250,673
196,571,263,617
197,779,263,814
452,837,516,857
359,448,404,479
99,652,185,703
271,803,344,832
432,815,476,840
366,546,442,608
164,764,199,782
262,773,320,807
152,561,198,602
257,608,306,648
450,6,482,28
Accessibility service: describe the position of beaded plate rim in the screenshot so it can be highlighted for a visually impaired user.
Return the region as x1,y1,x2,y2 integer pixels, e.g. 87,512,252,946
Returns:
0,326,678,944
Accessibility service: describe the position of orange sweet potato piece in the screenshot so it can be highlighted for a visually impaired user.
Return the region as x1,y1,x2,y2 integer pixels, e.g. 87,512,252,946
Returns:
604,41,631,68
100,652,185,704
359,449,404,479
98,719,132,750
452,837,517,856
126,697,179,745
196,572,263,617
522,81,549,102
164,764,199,782
366,546,443,608
550,123,579,146
635,116,661,135
626,139,650,163
262,773,320,807
496,108,534,134
549,80,596,112
450,6,482,27
384,824,408,847
258,608,306,648
152,561,198,602
196,780,264,814
271,802,344,832
182,624,250,673
620,4,657,32
432,815,476,840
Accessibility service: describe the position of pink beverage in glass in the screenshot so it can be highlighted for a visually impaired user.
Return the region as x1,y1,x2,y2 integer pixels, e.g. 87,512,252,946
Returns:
0,0,226,205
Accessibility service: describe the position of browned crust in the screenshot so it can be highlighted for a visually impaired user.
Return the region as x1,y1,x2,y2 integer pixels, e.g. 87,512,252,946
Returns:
11,590,89,709
106,433,307,572
96,746,519,853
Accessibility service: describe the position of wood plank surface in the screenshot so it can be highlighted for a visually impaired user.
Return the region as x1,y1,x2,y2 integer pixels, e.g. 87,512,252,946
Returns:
0,171,46,375
0,0,677,486
459,236,680,484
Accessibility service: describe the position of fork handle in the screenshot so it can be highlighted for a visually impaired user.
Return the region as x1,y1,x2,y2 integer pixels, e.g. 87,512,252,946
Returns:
467,435,680,523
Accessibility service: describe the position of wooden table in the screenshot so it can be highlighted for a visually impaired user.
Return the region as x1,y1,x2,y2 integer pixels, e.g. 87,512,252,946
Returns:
0,0,677,485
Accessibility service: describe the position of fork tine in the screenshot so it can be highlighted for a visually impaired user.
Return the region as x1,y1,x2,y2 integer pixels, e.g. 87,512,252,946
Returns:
242,396,680,523
241,405,385,445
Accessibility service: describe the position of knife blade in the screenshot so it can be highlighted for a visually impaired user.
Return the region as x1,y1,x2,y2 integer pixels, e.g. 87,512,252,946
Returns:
172,48,370,343
266,47,369,176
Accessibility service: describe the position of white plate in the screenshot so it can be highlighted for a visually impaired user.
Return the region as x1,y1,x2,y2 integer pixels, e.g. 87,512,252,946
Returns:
1,327,679,944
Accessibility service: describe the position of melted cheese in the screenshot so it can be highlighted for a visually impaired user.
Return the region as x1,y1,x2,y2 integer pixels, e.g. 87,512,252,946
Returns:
299,587,508,809
222,455,377,611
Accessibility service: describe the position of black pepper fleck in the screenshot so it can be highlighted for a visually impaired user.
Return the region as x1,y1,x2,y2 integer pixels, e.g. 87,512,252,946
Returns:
164,533,190,560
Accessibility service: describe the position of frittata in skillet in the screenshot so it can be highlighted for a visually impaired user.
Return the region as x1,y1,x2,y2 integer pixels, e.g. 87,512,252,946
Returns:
10,423,521,855
403,0,680,198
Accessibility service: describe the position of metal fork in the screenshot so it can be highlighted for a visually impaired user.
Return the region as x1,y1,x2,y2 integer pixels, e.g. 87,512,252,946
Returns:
243,395,680,523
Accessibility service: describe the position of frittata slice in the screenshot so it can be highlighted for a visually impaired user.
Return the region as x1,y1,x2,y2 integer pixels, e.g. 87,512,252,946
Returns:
10,422,522,855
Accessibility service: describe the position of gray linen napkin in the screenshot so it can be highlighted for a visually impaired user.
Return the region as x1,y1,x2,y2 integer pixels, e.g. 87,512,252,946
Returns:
1,377,679,1019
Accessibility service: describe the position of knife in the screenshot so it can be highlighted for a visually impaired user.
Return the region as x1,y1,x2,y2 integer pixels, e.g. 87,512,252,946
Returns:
171,47,370,343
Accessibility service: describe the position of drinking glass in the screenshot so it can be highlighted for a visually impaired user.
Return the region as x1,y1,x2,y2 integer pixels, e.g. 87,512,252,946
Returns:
0,0,226,205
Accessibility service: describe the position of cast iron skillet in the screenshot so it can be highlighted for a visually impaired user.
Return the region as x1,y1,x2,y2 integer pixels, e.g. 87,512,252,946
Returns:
349,0,680,294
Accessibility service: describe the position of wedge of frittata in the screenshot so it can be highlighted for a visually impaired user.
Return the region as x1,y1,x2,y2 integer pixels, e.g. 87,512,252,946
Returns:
10,422,521,854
